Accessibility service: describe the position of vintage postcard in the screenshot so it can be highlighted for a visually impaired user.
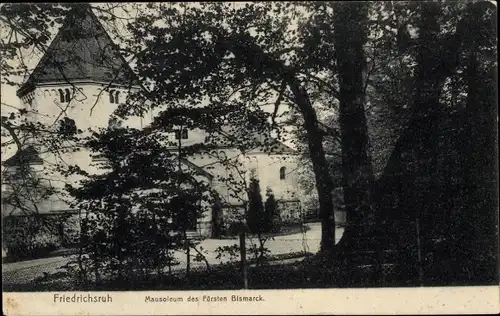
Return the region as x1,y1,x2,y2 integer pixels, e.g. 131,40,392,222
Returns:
1,2,499,315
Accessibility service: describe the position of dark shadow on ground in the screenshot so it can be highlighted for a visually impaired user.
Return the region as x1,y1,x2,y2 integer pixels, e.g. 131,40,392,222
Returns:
214,224,311,240
4,252,497,292
2,248,78,264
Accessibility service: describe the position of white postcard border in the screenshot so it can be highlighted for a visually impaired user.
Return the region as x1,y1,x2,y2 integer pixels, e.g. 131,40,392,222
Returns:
3,286,500,315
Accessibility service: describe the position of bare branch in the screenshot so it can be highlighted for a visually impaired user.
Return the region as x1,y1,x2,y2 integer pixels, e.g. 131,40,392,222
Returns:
271,79,287,128
298,71,340,100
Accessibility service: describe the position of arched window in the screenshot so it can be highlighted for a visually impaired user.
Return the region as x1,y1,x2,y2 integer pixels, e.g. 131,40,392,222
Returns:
115,91,120,104
58,89,65,103
280,167,286,180
64,88,71,102
109,89,115,103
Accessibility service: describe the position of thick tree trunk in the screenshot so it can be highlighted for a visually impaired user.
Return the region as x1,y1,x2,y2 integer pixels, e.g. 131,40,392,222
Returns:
460,2,498,282
376,2,498,283
332,3,375,242
377,2,468,225
287,75,336,252
221,33,338,252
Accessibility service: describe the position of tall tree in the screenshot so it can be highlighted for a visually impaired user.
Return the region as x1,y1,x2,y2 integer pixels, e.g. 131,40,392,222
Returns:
457,1,498,283
372,1,497,284
332,3,375,240
66,124,215,284
117,2,339,251
246,173,265,235
264,188,279,233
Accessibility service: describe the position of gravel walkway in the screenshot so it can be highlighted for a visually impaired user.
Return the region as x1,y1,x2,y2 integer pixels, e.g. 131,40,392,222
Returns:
2,222,344,286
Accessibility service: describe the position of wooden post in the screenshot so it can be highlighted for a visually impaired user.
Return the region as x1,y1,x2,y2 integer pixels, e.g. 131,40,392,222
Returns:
239,231,248,289
416,219,423,286
185,232,190,280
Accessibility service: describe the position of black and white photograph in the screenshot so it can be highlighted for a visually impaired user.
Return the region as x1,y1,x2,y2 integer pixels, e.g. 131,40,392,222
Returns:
1,1,498,314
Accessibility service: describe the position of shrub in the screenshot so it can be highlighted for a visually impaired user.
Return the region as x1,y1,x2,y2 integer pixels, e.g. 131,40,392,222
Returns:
226,222,241,236
3,216,62,259
246,177,265,234
219,207,245,237
264,189,280,233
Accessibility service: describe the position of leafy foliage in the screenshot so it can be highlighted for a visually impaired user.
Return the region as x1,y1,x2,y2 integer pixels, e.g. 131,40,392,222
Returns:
1,2,498,287
264,188,280,233
64,125,216,284
246,174,265,235
1,3,139,256
2,214,78,259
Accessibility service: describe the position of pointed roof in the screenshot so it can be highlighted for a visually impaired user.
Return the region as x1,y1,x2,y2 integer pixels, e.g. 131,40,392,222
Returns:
17,4,139,97
3,146,43,167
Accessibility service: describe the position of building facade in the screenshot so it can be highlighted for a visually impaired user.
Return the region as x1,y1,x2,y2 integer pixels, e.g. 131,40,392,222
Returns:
1,6,303,255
